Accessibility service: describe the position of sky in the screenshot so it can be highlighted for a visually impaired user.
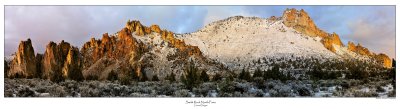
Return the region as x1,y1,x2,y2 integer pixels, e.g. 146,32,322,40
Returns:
5,6,396,59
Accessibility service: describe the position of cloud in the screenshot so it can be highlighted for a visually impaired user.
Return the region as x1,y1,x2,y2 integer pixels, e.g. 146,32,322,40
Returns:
345,6,395,59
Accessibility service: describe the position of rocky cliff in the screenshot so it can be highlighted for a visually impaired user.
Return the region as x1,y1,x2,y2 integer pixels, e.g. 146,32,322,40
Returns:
282,8,391,68
282,8,344,52
80,20,205,80
347,41,392,68
7,39,37,78
42,40,83,81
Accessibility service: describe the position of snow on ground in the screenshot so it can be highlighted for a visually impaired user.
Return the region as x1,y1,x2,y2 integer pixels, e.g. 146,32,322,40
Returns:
133,33,181,78
333,44,370,60
178,16,339,67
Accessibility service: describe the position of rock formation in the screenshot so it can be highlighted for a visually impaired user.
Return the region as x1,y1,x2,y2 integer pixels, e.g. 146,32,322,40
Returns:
62,47,84,81
81,27,144,80
42,40,83,81
282,8,330,38
347,41,372,56
282,8,344,52
7,39,37,78
125,20,203,58
347,41,392,68
81,20,204,80
374,53,392,68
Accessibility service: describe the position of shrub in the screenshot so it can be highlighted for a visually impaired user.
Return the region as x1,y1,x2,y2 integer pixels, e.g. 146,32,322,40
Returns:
263,65,291,81
218,78,235,96
130,69,140,81
66,68,84,82
165,72,176,82
376,86,386,92
107,70,118,81
297,87,311,96
200,70,210,82
51,72,65,83
253,67,263,78
4,60,8,78
140,70,148,82
17,87,36,97
173,89,191,97
85,74,99,80
152,75,159,81
253,77,265,90
239,68,252,81
181,60,201,90
346,65,368,80
119,75,131,85
212,73,222,81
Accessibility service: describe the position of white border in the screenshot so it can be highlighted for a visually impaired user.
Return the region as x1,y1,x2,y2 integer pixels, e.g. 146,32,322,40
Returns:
0,0,399,109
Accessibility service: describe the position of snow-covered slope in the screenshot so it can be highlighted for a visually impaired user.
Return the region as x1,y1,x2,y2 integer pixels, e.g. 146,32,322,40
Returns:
177,16,339,67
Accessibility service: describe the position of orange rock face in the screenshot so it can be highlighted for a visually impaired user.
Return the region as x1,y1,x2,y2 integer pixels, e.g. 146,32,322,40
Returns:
126,20,203,58
7,39,37,78
282,8,344,53
374,54,392,68
81,27,144,79
150,25,162,34
283,8,392,68
282,8,330,38
62,46,83,80
347,41,391,68
347,41,372,56
42,40,83,81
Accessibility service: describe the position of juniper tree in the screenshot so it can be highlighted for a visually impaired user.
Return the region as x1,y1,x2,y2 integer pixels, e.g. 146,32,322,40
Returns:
200,70,210,82
181,60,201,90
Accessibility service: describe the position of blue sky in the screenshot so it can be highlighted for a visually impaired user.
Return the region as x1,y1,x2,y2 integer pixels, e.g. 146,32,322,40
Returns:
5,6,395,58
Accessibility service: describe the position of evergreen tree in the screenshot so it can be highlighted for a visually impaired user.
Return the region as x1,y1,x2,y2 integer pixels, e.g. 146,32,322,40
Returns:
239,68,251,81
181,60,201,90
131,68,139,81
212,73,222,81
107,70,118,81
152,75,159,81
4,60,8,78
51,71,64,83
253,67,263,78
140,69,148,82
200,70,210,82
166,72,176,82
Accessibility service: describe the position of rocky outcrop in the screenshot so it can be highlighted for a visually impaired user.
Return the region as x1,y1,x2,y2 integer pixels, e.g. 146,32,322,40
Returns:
150,25,162,34
330,32,343,46
7,39,37,78
126,20,203,58
81,27,145,79
321,32,344,52
282,8,392,68
160,30,203,57
374,54,392,68
126,20,145,36
42,40,83,81
347,41,356,52
282,8,344,52
347,41,372,56
282,8,330,38
62,47,83,81
80,20,205,80
347,41,391,68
